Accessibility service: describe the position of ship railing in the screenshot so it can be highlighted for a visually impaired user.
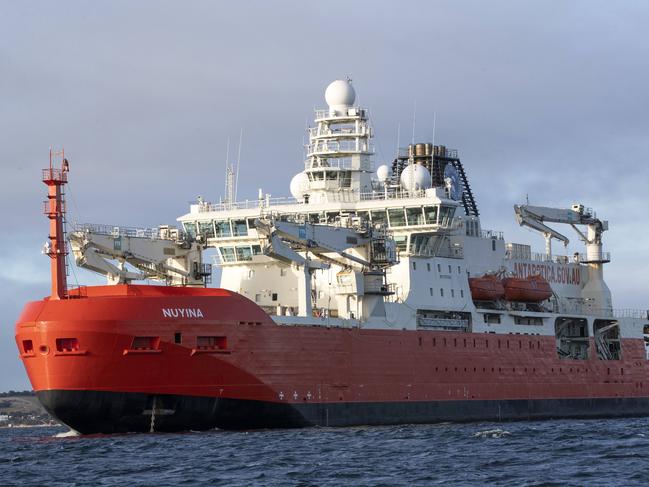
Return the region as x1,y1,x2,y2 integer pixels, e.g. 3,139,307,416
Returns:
308,127,368,138
359,188,427,201
504,251,610,265
194,188,442,214
417,316,469,331
480,229,504,240
72,223,185,241
556,301,648,320
195,196,304,213
306,140,374,156
305,157,373,172
396,147,459,159
313,107,368,120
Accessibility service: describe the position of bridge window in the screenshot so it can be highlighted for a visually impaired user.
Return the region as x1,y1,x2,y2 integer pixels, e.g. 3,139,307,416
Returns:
183,222,197,238
594,319,621,360
405,207,425,226
252,245,262,255
236,246,253,261
424,206,438,224
370,210,387,226
198,221,215,238
388,208,406,227
439,206,455,225
214,220,232,237
232,219,248,236
219,247,235,262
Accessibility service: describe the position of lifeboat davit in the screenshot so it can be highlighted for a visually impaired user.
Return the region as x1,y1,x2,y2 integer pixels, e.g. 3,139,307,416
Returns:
502,275,552,302
468,275,505,301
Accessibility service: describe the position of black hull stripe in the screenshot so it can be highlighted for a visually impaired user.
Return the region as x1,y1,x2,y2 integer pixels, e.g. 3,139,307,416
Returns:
37,390,649,434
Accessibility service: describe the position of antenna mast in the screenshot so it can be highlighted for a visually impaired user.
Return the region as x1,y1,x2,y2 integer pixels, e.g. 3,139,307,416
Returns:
235,128,243,202
42,149,70,299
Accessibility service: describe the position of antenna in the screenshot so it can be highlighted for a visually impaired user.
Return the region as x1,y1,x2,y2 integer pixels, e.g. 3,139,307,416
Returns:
432,111,437,148
235,128,243,202
395,123,401,158
411,100,417,145
224,137,234,206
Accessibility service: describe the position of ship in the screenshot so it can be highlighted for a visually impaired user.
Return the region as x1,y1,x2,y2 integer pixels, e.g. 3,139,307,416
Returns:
15,79,649,434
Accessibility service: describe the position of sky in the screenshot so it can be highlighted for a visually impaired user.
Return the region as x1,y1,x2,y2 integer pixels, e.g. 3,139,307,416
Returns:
2,1,649,391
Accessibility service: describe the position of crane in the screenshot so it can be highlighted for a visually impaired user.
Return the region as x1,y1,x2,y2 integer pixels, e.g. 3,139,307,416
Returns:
69,224,210,286
514,203,608,262
254,215,397,320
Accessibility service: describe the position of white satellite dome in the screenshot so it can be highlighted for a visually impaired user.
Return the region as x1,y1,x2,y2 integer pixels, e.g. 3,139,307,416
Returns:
400,164,432,192
325,79,356,110
376,164,390,183
289,171,310,199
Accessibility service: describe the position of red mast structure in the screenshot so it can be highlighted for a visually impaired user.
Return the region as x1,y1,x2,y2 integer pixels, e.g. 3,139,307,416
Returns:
42,149,69,299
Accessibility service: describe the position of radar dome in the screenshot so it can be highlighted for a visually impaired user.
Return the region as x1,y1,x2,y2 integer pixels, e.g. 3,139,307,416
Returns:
376,164,390,183
325,79,356,110
290,171,310,199
400,164,432,192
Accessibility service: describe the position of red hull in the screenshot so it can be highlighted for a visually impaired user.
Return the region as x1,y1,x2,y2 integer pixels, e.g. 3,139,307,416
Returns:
15,284,649,431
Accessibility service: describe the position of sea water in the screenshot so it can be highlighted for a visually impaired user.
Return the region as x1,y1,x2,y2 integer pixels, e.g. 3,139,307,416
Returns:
2,418,648,486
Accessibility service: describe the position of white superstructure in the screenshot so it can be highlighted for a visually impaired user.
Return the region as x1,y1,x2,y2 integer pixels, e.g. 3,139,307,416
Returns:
173,79,648,357
68,79,649,362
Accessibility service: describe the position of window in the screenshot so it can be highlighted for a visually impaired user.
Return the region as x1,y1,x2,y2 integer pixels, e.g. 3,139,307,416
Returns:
183,222,197,238
197,336,227,350
255,294,261,302
22,340,34,355
252,245,262,255
412,261,417,270
405,207,425,226
326,211,339,223
235,246,253,261
388,208,406,227
198,221,215,238
439,206,455,224
515,316,544,326
131,336,160,350
232,220,248,236
174,332,182,344
437,263,441,272
457,266,461,274
424,206,438,224
440,288,444,297
214,220,232,237
451,289,455,298
370,210,387,226
219,247,236,262
492,239,496,251
272,293,278,301
460,290,464,298
56,338,79,352
429,288,433,296
483,313,501,324
448,265,452,273
427,263,431,272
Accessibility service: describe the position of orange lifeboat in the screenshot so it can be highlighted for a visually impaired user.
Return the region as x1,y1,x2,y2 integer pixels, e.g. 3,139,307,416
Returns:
468,275,505,301
502,275,552,302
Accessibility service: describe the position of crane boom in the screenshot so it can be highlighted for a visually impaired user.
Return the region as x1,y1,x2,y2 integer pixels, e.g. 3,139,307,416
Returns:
69,224,210,286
